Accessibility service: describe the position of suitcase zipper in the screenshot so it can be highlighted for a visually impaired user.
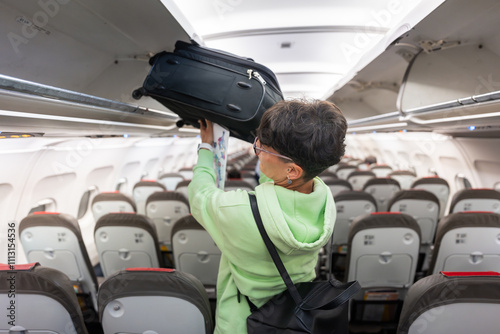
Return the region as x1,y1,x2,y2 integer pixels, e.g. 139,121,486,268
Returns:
174,43,282,94
247,70,266,85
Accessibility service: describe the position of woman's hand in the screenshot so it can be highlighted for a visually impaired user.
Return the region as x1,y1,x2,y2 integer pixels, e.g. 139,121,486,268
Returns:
199,119,214,145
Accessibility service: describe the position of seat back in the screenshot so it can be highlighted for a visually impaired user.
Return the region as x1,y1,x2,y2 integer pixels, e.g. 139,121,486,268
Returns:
388,190,440,245
145,191,190,248
324,179,353,197
347,171,376,191
175,180,191,200
388,171,417,190
397,271,500,334
363,178,401,212
158,172,185,190
428,212,500,274
449,188,500,214
224,180,254,192
132,180,166,215
91,192,136,222
346,213,420,324
171,216,221,287
98,268,213,334
335,165,357,180
19,212,98,310
411,176,450,219
346,212,421,288
94,213,164,277
318,171,338,182
333,191,377,246
369,164,393,178
0,263,88,334
240,170,258,188
178,167,194,180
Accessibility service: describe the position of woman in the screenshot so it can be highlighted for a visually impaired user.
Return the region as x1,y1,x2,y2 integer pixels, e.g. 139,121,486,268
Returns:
188,99,347,333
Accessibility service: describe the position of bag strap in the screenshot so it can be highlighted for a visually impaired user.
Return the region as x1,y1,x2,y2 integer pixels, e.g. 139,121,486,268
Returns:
301,280,360,310
248,193,303,306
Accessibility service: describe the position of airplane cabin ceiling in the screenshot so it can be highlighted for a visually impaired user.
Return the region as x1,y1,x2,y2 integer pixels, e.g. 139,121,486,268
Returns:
165,0,444,100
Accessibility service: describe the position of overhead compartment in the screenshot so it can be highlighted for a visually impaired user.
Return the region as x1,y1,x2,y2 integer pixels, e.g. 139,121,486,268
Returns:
399,44,500,111
330,0,500,137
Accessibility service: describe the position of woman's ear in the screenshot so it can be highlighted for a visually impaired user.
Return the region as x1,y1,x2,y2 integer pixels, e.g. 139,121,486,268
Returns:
287,164,304,181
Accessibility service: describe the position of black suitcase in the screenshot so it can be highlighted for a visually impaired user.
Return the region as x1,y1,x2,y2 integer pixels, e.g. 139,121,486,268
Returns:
133,40,283,143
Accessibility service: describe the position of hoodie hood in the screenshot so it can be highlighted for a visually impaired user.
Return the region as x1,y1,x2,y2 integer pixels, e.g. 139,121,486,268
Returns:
254,177,336,255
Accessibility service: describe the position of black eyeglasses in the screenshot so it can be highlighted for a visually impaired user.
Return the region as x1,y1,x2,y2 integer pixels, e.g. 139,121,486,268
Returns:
253,137,294,162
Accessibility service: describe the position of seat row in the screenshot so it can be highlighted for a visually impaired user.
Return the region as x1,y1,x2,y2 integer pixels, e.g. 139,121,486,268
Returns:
3,265,500,334
331,186,500,253
92,179,254,248
329,210,500,327
19,210,222,309
0,263,214,334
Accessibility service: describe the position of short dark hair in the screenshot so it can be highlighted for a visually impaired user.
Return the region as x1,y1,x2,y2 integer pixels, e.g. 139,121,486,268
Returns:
256,99,347,181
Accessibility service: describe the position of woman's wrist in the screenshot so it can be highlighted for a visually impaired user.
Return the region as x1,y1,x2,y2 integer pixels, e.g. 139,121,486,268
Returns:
198,143,214,153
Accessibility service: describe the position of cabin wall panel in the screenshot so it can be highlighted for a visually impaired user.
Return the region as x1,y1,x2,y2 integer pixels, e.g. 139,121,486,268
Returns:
0,138,60,264
455,137,500,189
30,172,77,213
473,160,500,188
345,132,478,199
117,162,142,196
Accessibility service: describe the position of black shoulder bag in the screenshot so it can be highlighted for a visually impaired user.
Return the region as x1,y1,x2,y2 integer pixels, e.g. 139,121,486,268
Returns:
247,194,360,334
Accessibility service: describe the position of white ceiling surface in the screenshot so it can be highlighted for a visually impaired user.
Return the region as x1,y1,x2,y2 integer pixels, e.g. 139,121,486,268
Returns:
163,0,444,99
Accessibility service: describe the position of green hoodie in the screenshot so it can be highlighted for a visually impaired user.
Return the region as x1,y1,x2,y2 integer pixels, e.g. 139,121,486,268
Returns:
188,149,336,334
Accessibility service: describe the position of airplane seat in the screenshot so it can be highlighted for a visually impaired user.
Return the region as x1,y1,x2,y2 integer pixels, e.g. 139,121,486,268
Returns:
178,167,194,180
224,180,254,191
333,191,378,248
347,170,376,191
327,161,347,174
324,179,353,197
0,263,88,334
158,172,185,190
369,164,393,178
240,170,258,188
363,177,401,212
98,268,214,334
411,176,450,219
448,188,500,214
242,163,258,173
388,170,417,190
19,212,99,311
347,158,364,166
91,192,136,222
145,191,190,249
387,189,440,272
335,165,357,180
397,271,500,334
318,170,338,182
329,191,377,280
175,180,191,201
428,211,500,275
171,215,221,297
356,163,370,171
94,213,165,277
132,180,166,215
346,212,421,325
